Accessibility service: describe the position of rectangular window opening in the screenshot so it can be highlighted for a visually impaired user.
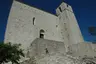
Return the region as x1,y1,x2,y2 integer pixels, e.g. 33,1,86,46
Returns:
59,7,62,12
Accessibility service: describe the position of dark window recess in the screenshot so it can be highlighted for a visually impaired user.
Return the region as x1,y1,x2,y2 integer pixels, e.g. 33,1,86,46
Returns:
40,29,45,38
59,7,62,12
33,17,35,25
67,4,69,7
56,25,58,27
40,34,44,38
45,48,49,54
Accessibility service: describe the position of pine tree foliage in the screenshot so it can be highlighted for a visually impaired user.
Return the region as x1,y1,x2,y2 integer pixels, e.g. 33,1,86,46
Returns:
0,42,25,64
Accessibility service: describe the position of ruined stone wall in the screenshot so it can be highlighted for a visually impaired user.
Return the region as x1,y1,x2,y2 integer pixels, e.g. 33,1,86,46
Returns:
27,38,65,59
4,0,68,50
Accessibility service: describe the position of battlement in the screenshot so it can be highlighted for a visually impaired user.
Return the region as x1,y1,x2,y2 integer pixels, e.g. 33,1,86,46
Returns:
56,2,73,16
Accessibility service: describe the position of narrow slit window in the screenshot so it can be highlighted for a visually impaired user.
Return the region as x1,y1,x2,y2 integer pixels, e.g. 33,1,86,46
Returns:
33,17,35,25
45,48,49,54
59,7,62,12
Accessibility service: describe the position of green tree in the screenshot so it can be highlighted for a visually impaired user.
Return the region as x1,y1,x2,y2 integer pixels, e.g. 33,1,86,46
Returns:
0,42,25,64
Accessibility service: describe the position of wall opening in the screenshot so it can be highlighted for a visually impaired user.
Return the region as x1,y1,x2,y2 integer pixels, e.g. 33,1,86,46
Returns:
45,48,49,54
59,7,62,12
33,17,35,25
67,4,69,7
40,29,45,38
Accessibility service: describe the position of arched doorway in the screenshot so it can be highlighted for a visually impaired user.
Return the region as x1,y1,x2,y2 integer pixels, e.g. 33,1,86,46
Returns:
40,29,45,38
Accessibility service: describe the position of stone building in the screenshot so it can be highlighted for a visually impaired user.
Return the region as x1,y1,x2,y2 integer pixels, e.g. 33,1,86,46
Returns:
4,0,96,64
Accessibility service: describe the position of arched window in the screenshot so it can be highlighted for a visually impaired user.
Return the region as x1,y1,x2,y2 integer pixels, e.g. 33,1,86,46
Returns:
40,29,45,38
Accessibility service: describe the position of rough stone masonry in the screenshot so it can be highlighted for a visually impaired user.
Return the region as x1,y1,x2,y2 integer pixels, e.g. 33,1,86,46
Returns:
4,0,96,64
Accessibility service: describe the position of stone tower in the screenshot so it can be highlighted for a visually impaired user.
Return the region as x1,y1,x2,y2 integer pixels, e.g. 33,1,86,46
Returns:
4,1,96,64
56,2,84,45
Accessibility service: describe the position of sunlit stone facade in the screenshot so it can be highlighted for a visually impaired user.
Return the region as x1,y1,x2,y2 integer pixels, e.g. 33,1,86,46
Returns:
4,0,96,64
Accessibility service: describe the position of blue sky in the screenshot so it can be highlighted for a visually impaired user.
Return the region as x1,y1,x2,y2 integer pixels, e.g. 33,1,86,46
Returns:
0,0,96,42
